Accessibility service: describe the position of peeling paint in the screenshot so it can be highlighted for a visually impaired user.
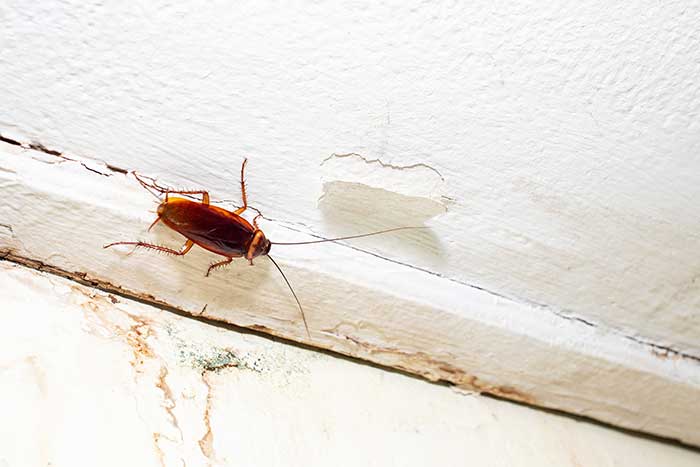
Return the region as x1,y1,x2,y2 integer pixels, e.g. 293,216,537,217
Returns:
321,152,445,182
333,331,537,404
319,180,446,225
320,151,448,213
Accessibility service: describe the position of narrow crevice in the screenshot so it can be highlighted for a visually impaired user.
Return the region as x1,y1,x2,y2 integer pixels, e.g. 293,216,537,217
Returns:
80,162,112,177
0,134,22,147
28,142,62,157
106,163,129,174
624,335,697,361
0,135,129,176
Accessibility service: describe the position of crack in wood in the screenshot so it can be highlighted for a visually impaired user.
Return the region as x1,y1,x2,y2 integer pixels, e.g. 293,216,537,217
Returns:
0,135,128,176
28,142,62,156
80,162,112,177
0,134,22,147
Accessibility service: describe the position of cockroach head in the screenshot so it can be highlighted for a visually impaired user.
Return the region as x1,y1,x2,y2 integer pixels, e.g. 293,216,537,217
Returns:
156,201,167,216
246,230,272,260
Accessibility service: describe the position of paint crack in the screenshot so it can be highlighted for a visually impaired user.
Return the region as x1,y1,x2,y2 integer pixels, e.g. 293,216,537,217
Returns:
0,134,128,177
322,152,445,181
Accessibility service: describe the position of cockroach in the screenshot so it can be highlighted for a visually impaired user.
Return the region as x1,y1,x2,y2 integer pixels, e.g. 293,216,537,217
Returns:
104,159,422,337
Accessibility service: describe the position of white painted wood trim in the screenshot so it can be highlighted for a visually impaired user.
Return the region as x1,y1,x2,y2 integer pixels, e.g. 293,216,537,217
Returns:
1,141,698,447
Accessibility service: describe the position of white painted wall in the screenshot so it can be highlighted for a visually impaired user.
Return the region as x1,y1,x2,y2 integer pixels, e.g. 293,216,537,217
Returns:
1,0,699,451
2,1,699,354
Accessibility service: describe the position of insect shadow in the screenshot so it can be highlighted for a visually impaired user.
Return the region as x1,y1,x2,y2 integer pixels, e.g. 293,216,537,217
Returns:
318,180,445,265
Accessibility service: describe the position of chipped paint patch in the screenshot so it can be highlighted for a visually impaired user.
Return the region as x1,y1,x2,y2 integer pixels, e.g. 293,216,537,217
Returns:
317,181,446,264
332,330,536,404
320,181,445,225
321,152,448,205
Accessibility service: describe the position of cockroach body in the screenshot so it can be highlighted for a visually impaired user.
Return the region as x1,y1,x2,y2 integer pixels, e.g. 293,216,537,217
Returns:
105,159,422,338
155,195,271,268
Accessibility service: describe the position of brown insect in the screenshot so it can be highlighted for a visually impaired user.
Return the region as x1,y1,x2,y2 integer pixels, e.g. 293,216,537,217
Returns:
104,159,421,337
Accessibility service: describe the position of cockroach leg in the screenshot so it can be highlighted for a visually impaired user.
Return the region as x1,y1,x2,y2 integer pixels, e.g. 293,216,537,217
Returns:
163,189,210,205
206,257,233,277
104,239,194,256
133,172,168,200
252,213,262,230
234,158,249,215
133,172,211,205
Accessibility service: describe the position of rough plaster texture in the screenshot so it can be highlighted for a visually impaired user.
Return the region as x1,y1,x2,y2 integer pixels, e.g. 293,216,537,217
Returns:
2,1,699,354
1,0,699,449
2,261,700,467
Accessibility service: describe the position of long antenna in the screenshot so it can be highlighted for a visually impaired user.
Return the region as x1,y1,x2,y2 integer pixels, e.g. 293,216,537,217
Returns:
271,226,426,246
267,255,310,338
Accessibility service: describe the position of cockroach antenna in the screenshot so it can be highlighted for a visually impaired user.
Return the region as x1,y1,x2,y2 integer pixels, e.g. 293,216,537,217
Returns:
270,226,426,246
266,255,309,338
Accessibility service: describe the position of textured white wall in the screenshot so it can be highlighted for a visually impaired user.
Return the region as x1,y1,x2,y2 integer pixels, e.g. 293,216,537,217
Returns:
2,1,699,354
1,0,699,449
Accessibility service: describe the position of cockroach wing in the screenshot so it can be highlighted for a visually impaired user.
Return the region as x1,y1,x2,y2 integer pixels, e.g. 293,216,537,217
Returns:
159,198,255,257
